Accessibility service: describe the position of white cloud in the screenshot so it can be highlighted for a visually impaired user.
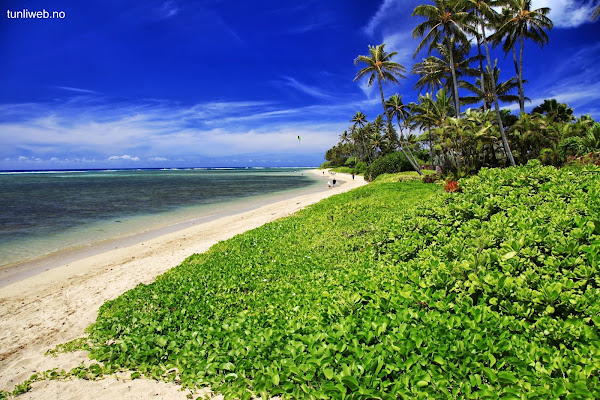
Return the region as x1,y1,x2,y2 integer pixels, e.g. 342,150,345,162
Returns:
532,0,600,28
282,77,333,99
364,0,399,36
357,78,377,100
108,155,141,161
58,86,100,95
382,31,415,70
0,97,355,168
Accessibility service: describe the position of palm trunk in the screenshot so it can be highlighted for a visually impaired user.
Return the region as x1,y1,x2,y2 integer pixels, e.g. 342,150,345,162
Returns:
518,31,525,114
512,47,519,108
378,76,397,155
379,76,422,175
401,122,422,174
397,119,423,175
482,23,516,166
447,39,461,118
428,88,435,168
475,12,487,112
378,78,389,127
429,124,434,168
477,39,487,111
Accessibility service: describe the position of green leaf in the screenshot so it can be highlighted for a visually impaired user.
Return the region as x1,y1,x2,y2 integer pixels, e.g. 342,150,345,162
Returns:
272,373,280,386
220,362,235,371
497,371,518,385
323,367,334,380
502,251,517,261
342,376,359,391
482,367,497,383
224,373,238,381
433,355,445,365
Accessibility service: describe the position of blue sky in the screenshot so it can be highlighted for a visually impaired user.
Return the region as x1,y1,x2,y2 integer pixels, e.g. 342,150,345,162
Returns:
1,0,599,169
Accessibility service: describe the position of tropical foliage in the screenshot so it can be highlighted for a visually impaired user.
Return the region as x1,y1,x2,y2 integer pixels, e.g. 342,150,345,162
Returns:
324,1,598,178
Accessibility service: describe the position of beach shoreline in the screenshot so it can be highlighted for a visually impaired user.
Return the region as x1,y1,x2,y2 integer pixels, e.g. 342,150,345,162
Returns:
0,169,325,289
0,169,365,399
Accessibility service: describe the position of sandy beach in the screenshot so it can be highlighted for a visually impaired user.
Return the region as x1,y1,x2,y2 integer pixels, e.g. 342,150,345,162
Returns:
0,170,365,399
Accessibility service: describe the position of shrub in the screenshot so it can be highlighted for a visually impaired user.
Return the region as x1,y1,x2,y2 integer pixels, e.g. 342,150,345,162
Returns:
364,152,413,182
344,157,357,167
353,161,367,175
443,180,461,192
566,151,600,166
422,174,440,183
330,166,354,174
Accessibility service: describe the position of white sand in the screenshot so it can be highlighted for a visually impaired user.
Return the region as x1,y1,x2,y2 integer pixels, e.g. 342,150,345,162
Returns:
0,170,365,399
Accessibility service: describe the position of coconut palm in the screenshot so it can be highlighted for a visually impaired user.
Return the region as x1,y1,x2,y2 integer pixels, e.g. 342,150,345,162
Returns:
413,89,455,170
460,60,521,109
493,0,553,114
463,108,502,168
463,0,517,165
532,99,575,123
354,44,407,127
413,38,480,100
339,130,351,145
351,111,367,129
386,94,422,174
412,0,475,117
412,56,446,96
464,0,499,111
409,94,437,167
350,112,369,162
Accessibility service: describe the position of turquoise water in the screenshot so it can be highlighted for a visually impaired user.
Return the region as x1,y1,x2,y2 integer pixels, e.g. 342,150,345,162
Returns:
0,168,320,269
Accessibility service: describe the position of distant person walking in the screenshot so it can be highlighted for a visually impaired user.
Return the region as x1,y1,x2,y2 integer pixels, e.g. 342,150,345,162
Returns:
333,178,337,187
352,174,355,180
327,180,331,189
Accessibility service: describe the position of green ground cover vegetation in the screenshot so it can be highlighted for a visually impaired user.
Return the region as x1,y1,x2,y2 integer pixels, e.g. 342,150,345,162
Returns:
12,162,594,400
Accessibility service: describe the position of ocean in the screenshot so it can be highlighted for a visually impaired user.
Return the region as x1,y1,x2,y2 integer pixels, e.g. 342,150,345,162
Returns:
0,168,321,272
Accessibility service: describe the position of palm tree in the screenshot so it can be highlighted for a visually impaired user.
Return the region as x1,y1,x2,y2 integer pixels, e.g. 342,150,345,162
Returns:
493,0,553,114
466,0,517,165
460,60,521,109
350,112,368,162
413,38,480,100
339,130,351,145
412,0,475,117
386,94,423,174
464,0,498,111
351,111,367,129
463,108,502,168
370,130,384,157
412,56,446,96
413,89,455,170
354,44,407,127
532,99,575,123
410,94,437,167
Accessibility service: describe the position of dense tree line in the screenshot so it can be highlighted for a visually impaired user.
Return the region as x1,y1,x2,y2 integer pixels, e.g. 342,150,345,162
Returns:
324,0,599,178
